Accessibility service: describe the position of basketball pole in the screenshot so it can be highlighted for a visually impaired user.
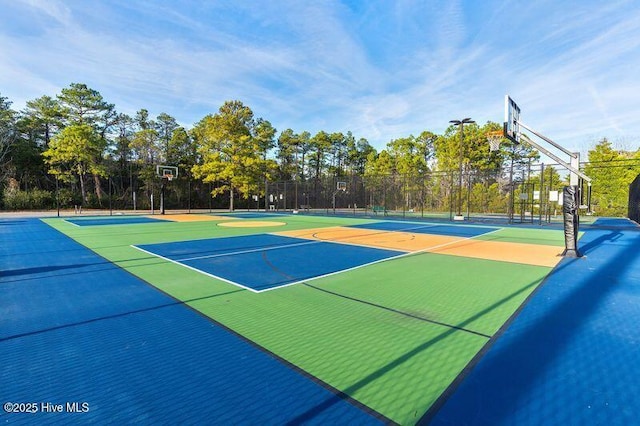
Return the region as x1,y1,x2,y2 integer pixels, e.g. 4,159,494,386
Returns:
156,165,178,215
160,177,166,215
505,96,591,257
450,118,475,220
562,185,581,257
514,129,590,258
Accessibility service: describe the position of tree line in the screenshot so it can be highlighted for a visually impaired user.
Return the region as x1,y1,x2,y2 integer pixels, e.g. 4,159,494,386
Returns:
1,83,638,216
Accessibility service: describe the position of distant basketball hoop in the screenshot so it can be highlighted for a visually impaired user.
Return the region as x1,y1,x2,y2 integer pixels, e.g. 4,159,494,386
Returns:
332,181,347,213
155,165,178,215
157,165,178,181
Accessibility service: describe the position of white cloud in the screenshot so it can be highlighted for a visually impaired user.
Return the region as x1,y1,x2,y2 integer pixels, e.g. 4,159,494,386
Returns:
1,0,639,156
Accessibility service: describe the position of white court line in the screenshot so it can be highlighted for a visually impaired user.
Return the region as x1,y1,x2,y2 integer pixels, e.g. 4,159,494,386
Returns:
287,223,494,253
131,244,262,293
132,226,503,294
177,240,320,262
361,219,500,230
259,227,504,293
357,222,499,234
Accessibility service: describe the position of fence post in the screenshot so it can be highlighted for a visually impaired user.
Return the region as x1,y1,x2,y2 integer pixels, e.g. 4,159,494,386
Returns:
449,170,454,221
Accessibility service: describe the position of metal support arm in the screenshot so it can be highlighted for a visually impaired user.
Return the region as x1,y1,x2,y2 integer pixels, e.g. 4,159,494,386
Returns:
519,133,591,183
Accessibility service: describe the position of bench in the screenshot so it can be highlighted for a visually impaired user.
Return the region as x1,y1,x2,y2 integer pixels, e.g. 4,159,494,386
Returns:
299,204,311,212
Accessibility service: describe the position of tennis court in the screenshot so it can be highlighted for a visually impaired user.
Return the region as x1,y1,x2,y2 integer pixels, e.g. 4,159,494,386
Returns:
3,212,639,424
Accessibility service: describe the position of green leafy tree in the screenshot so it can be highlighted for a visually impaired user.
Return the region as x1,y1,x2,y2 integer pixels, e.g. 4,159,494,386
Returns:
309,131,331,181
131,109,161,177
156,112,178,160
110,113,135,194
386,135,433,210
276,128,298,180
254,118,277,157
297,131,312,181
57,83,114,127
19,95,64,147
347,137,375,175
387,136,429,176
585,139,640,216
435,122,521,174
57,83,116,202
166,126,197,206
11,96,64,192
135,109,153,130
131,128,160,165
435,123,475,172
167,127,195,169
191,100,275,210
6,137,44,191
43,124,106,204
328,131,347,177
364,150,394,208
0,94,17,185
112,113,134,164
130,126,160,202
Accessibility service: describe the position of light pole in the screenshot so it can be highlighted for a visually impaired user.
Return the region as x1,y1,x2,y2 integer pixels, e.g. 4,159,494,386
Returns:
449,118,475,219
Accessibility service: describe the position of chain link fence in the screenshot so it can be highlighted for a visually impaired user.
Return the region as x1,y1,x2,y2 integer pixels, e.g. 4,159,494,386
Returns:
266,162,580,224
5,161,622,223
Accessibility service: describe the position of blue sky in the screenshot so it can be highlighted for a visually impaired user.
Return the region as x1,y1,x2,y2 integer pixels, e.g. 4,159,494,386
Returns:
1,0,639,155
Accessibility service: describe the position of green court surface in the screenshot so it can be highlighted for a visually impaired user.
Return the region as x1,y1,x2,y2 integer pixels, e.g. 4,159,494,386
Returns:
475,226,568,246
44,214,560,424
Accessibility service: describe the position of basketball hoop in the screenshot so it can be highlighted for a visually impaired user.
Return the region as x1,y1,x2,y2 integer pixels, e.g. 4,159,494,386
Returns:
487,130,503,152
332,181,347,213
157,165,178,182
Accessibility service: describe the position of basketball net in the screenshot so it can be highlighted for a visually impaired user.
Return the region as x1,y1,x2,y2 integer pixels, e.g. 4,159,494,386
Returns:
487,130,503,152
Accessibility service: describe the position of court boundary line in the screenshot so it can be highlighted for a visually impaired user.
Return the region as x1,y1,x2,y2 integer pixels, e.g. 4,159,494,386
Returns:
132,245,262,293
131,227,502,294
64,217,169,227
416,257,565,424
278,222,499,253
177,240,322,262
303,282,492,338
259,228,503,292
34,220,392,424
357,219,501,230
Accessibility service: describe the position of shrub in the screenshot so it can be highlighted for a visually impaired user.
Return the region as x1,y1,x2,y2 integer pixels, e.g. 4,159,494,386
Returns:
2,188,54,210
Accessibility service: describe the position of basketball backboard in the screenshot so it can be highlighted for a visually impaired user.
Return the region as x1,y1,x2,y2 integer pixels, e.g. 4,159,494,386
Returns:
504,95,521,143
156,165,178,180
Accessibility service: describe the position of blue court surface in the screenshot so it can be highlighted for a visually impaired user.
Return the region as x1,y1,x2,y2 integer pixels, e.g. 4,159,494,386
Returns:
426,217,640,425
135,234,404,291
0,218,382,424
65,216,167,226
349,221,497,238
3,215,640,424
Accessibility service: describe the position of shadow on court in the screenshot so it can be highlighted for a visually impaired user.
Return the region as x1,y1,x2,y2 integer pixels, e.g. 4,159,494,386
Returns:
1,218,383,424
0,288,245,343
286,274,544,424
425,219,640,424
